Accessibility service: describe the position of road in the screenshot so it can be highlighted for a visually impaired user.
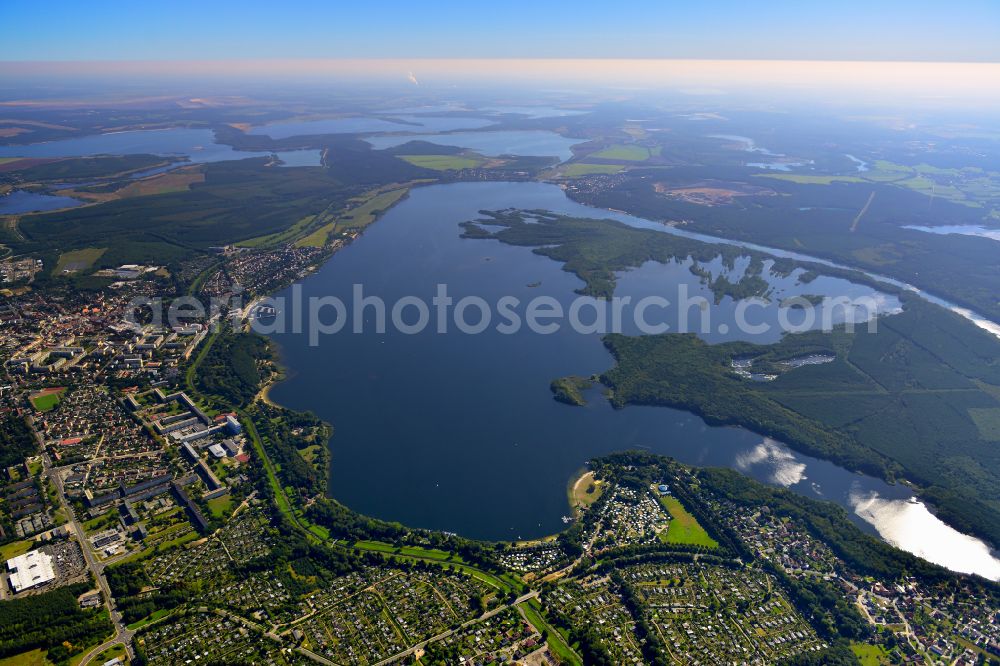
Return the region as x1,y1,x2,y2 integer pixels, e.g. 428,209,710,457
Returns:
45,458,135,665
543,513,606,583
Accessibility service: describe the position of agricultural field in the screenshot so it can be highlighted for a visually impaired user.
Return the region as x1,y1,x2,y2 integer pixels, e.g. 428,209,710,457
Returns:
112,169,204,198
335,186,410,232
5,156,417,268
293,221,336,248
762,160,1000,209
237,214,317,248
398,154,484,170
588,144,658,161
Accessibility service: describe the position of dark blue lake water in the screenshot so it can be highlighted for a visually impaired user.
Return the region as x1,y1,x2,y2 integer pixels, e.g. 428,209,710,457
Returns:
263,181,1000,578
0,189,82,214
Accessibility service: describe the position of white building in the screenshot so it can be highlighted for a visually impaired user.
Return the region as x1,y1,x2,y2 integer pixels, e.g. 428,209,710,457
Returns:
6,549,56,593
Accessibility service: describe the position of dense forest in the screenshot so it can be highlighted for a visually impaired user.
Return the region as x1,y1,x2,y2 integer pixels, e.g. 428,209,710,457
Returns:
596,296,1000,548
0,582,112,662
460,209,801,300
245,402,327,496
0,415,37,470
196,332,272,407
572,163,1000,322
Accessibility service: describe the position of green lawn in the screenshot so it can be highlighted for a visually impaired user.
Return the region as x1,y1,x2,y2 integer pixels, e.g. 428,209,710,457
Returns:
127,608,172,631
119,529,199,564
658,495,719,548
0,539,35,561
851,642,893,665
519,600,582,666
563,163,625,177
83,511,119,533
589,144,654,161
352,540,463,563
206,494,234,519
351,540,520,593
90,644,127,666
399,154,484,171
0,649,47,666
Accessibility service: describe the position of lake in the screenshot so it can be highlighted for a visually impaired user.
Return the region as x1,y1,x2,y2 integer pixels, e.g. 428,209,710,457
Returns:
0,128,321,167
904,224,1000,243
248,115,496,139
0,189,82,214
264,180,1000,579
480,106,589,118
364,131,583,161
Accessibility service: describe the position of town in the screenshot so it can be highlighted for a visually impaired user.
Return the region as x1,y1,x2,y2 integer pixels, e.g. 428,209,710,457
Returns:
1,228,999,666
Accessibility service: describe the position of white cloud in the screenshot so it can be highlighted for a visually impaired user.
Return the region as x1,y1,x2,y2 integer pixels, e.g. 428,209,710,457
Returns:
734,437,806,487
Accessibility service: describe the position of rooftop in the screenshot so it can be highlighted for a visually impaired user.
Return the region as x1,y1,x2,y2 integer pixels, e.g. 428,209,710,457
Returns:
6,549,56,593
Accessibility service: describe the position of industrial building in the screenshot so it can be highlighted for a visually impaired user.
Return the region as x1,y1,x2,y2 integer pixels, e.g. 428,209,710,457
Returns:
6,549,56,593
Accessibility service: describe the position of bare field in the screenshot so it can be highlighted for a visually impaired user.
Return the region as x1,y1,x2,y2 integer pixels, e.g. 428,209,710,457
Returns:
116,170,205,198
654,180,776,206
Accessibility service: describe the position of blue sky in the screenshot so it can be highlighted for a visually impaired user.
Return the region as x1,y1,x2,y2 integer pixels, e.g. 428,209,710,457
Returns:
3,0,999,62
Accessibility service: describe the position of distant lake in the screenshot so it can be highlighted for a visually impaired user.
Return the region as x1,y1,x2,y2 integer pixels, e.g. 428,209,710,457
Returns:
272,150,323,167
481,105,589,118
382,105,588,119
248,115,495,139
0,189,82,214
365,130,583,161
845,154,869,172
0,128,321,168
264,181,1000,579
707,134,812,172
609,255,900,344
904,224,1000,243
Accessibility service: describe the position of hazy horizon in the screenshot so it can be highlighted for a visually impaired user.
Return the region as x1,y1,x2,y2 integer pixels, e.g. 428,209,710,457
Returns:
2,59,999,109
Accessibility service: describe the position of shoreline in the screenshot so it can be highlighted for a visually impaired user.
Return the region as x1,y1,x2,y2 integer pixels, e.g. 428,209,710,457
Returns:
243,178,999,559
245,180,429,512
